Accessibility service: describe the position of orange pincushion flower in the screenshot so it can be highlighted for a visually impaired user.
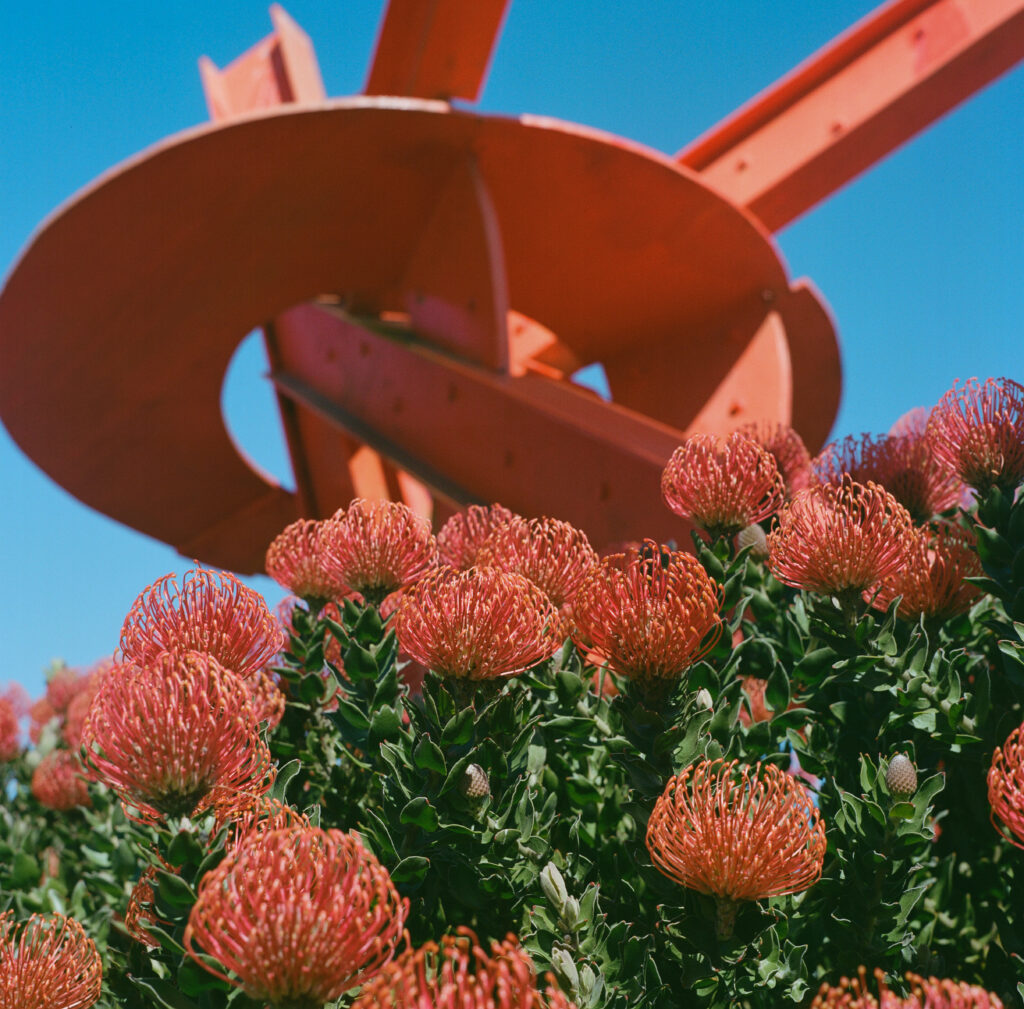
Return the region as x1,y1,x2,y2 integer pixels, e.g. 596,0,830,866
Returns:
810,966,1002,1009
395,568,561,681
31,750,91,811
646,758,825,902
988,721,1024,848
184,826,408,1007
124,867,161,949
0,911,102,1009
927,377,1024,494
121,567,283,679
662,432,785,538
28,696,57,746
0,686,26,762
477,516,598,632
768,478,915,599
45,666,88,716
571,542,722,682
324,498,438,604
353,928,575,1009
265,518,352,606
438,503,517,569
870,525,983,621
246,665,286,730
812,432,963,523
211,791,312,854
81,651,272,823
736,420,812,496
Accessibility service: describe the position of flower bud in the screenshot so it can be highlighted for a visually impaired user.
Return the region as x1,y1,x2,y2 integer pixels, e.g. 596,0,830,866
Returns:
736,523,769,560
459,763,490,800
886,754,918,798
696,688,714,711
560,895,581,929
578,964,599,1000
550,947,579,990
539,863,570,913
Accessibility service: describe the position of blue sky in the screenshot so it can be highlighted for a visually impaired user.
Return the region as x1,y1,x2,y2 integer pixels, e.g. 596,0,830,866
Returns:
1,1,1021,698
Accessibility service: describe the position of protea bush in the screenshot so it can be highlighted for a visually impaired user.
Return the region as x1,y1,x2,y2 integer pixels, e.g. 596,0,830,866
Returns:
1,376,1024,1009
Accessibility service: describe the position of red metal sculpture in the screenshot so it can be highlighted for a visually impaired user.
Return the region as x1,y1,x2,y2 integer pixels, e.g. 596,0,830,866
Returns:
0,0,1021,572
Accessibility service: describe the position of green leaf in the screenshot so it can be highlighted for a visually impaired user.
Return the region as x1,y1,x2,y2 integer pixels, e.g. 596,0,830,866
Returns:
413,735,447,774
441,707,475,747
889,801,916,820
400,797,440,832
765,665,790,714
370,706,402,739
270,759,303,803
9,852,40,888
390,855,430,884
130,977,201,1009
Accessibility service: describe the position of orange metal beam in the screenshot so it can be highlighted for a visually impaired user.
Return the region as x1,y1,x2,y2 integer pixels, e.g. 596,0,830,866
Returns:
364,0,511,101
678,0,1024,231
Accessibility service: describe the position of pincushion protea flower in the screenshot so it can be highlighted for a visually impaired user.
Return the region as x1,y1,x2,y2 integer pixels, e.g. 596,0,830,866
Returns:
812,432,963,523
81,651,272,823
185,826,408,1008
646,759,825,935
394,568,561,680
870,524,982,621
572,542,722,682
810,966,1002,1008
927,377,1024,493
31,750,91,811
662,431,785,538
736,420,812,496
124,867,161,949
478,516,598,635
768,478,915,603
265,518,353,608
438,503,517,569
988,721,1024,848
211,791,312,854
0,686,27,762
0,910,102,1009
352,928,575,1009
324,498,438,605
120,567,283,680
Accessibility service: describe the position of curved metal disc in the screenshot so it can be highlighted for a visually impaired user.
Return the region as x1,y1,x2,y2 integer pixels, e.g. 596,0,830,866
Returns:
0,98,839,570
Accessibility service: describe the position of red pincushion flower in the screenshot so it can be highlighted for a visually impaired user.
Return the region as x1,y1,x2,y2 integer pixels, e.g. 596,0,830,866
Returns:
81,651,272,823
889,405,930,439
812,432,963,523
265,518,353,606
31,750,91,811
662,432,785,538
438,503,517,569
870,524,983,621
768,478,915,600
324,498,438,604
810,966,1002,1009
0,686,26,762
353,928,575,1009
28,696,57,746
478,516,598,636
988,721,1024,848
45,666,88,716
927,377,1024,494
124,868,161,949
185,826,408,1007
571,542,722,682
0,911,103,1009
394,568,561,681
736,420,812,496
121,567,283,679
646,758,825,903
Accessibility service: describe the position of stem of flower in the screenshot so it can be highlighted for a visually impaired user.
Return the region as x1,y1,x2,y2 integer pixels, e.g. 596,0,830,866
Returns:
715,897,739,940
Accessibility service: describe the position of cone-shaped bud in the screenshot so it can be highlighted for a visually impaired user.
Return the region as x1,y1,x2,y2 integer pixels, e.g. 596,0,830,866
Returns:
736,523,769,560
886,754,918,798
0,911,103,1009
460,763,490,799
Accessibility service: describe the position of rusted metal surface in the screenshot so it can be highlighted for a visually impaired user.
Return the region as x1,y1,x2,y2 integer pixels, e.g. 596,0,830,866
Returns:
678,0,1024,230
364,0,511,101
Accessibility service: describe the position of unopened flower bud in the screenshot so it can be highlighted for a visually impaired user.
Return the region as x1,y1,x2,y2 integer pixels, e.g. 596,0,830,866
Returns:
560,895,581,929
886,754,918,798
737,523,769,560
550,947,578,990
578,964,598,1000
540,863,570,912
459,763,490,799
696,688,714,711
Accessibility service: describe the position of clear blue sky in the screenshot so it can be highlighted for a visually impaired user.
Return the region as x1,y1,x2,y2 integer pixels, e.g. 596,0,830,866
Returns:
1,1,1021,698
